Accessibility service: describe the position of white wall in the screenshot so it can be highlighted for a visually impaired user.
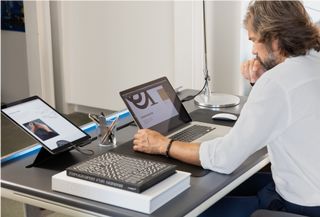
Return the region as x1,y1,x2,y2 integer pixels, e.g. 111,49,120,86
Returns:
56,1,175,112
53,1,245,113
2,1,261,112
173,1,195,91
206,1,242,95
1,1,55,107
304,1,320,24
1,31,29,103
174,1,245,97
24,1,55,107
50,1,73,114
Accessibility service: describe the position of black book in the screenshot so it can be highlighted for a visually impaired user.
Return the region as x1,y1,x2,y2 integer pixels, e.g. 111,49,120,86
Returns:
66,152,176,193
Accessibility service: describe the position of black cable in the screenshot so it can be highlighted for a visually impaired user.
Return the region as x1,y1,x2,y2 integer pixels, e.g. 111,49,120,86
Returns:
181,78,208,102
70,142,94,155
116,121,136,131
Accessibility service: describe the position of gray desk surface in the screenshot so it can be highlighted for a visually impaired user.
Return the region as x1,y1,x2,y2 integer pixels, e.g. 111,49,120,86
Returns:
1,89,268,217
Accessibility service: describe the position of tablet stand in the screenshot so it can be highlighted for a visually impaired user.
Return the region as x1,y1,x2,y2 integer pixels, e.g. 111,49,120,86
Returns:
26,139,94,168
26,147,58,168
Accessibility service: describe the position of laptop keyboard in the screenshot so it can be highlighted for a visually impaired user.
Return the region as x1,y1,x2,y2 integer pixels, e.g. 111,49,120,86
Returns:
169,124,215,143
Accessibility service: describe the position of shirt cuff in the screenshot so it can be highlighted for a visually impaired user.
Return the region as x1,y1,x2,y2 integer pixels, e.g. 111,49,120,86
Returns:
199,140,212,170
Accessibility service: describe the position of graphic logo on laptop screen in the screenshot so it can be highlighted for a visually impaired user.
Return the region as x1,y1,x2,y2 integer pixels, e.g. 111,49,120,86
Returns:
127,90,158,109
126,86,178,129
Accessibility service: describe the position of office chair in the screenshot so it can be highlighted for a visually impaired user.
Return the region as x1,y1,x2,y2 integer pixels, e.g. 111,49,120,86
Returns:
251,209,307,217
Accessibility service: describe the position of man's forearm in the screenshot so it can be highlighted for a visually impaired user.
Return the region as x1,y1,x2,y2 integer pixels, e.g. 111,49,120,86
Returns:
164,141,202,166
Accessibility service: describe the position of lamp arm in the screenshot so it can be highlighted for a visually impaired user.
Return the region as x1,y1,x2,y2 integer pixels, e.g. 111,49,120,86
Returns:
202,0,211,96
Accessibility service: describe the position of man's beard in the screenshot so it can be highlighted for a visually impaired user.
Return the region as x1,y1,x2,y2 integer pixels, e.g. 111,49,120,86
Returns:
256,51,281,71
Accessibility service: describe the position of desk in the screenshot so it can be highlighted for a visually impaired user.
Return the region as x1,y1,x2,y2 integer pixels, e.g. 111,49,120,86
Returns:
1,89,269,217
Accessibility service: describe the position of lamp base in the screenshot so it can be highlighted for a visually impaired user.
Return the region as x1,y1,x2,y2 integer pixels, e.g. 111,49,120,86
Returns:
194,93,240,108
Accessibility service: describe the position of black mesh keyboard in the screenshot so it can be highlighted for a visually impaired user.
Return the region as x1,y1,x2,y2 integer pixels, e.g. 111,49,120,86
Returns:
169,124,215,143
66,152,176,193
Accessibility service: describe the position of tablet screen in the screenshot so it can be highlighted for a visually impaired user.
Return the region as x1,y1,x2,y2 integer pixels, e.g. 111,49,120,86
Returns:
1,96,91,154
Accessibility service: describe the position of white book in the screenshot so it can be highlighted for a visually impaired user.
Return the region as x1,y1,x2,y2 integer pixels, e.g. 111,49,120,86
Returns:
52,170,191,214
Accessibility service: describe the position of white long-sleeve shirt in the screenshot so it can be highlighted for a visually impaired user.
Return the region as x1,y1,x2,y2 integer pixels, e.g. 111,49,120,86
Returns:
199,49,320,207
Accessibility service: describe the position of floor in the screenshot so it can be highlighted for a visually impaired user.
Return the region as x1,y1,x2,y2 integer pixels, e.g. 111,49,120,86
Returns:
1,110,115,217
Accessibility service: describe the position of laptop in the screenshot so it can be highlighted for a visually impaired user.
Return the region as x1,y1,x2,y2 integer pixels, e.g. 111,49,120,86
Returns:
1,96,92,155
119,77,232,143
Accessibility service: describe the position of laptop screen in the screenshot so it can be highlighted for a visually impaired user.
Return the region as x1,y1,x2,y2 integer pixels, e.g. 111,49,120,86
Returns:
1,96,91,154
120,77,192,135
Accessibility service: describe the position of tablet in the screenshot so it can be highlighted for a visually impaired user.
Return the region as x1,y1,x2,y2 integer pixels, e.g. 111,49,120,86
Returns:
1,96,92,155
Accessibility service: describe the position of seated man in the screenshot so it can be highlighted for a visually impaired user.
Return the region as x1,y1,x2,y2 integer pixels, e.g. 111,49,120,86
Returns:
133,1,320,216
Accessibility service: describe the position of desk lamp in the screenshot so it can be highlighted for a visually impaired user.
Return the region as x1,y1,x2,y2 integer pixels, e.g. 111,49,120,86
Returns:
194,0,240,108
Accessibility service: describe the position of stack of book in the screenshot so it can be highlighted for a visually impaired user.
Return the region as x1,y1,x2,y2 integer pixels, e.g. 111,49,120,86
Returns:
52,152,191,214
52,170,190,214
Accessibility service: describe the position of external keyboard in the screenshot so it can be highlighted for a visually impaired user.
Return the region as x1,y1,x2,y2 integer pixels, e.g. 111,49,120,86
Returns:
67,152,176,193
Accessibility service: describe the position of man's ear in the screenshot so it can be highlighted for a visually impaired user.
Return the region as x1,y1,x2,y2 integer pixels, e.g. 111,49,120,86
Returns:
271,36,280,52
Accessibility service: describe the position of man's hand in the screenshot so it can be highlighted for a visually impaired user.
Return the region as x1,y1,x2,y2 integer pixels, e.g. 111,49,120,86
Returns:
133,129,170,155
29,122,36,133
33,122,52,132
240,58,265,84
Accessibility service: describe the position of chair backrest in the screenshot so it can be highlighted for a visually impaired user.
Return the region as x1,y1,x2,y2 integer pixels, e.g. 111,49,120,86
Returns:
251,209,307,217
